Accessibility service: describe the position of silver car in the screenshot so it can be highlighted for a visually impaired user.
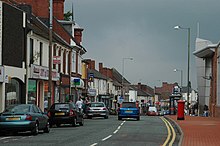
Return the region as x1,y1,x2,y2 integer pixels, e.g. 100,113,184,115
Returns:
87,102,109,119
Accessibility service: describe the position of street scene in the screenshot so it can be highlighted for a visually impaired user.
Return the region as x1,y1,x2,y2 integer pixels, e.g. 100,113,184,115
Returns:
0,116,180,146
1,0,220,146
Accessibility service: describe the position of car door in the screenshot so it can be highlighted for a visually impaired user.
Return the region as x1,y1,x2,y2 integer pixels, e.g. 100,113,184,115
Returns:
32,105,44,129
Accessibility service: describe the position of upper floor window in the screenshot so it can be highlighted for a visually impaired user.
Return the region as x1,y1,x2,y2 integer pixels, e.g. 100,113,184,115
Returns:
72,52,76,73
40,42,43,66
30,38,34,64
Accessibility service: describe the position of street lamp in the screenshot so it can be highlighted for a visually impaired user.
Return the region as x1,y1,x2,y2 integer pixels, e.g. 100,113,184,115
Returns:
122,57,133,99
174,25,190,114
173,68,183,88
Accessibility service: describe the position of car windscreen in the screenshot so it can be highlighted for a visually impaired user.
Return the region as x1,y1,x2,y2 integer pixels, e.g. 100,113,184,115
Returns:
54,104,70,110
5,104,30,113
90,103,104,107
121,102,136,108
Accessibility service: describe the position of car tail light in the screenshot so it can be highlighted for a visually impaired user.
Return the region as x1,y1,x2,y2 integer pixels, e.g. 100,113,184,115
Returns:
70,110,76,116
103,108,107,110
25,114,32,121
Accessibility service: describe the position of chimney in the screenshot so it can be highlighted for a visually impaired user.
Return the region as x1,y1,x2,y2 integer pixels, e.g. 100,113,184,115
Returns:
53,0,65,20
16,0,49,18
74,28,84,45
138,82,141,90
87,60,95,70
99,63,103,72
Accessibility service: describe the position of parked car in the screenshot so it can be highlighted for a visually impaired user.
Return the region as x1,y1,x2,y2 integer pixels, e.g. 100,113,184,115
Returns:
147,106,158,116
118,102,140,120
47,103,84,127
0,104,50,135
87,102,109,119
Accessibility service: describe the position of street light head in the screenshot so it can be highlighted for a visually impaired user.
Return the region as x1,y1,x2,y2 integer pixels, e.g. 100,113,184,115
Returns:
174,69,177,72
174,25,180,30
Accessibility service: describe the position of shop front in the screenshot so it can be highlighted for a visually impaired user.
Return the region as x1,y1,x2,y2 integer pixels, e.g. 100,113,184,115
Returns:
70,77,84,103
29,65,59,110
59,74,70,102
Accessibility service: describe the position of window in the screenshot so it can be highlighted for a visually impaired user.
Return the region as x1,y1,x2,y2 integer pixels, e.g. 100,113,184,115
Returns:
5,79,21,108
30,38,34,64
72,52,76,73
40,42,43,66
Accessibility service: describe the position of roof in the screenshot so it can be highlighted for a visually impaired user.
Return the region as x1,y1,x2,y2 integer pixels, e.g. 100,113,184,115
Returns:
193,38,219,58
112,68,130,85
88,69,107,80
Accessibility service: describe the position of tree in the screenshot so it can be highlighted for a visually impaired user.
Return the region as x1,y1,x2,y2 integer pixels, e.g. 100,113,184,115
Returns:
64,11,72,21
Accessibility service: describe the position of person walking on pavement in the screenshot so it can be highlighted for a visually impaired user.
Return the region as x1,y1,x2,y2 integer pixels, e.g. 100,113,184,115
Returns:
76,96,83,112
203,104,209,117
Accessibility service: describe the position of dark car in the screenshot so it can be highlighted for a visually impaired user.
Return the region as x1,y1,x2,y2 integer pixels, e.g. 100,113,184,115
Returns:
87,102,109,119
0,104,50,135
118,102,140,120
47,103,84,127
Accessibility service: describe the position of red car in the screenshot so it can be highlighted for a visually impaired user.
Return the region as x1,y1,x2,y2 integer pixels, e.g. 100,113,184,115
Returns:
147,106,158,116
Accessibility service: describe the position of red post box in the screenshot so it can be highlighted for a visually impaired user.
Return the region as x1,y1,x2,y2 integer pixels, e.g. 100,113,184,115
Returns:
177,100,185,120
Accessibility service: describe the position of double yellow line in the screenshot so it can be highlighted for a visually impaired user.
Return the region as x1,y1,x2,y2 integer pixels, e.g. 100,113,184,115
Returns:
161,117,176,146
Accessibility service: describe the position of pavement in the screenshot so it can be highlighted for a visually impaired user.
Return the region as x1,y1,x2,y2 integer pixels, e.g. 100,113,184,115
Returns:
166,115,220,146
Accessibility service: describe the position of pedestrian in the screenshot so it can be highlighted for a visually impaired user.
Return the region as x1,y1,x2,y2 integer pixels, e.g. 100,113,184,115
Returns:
76,96,83,112
203,104,209,117
44,97,48,112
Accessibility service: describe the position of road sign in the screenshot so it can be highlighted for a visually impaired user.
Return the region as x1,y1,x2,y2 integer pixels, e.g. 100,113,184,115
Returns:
118,96,124,104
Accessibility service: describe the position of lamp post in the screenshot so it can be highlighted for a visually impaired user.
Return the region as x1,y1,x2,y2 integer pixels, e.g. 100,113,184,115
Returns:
122,57,133,99
48,0,53,108
174,25,190,114
174,68,183,88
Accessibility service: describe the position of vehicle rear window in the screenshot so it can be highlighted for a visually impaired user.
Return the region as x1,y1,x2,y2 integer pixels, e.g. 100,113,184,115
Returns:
90,103,104,107
121,102,136,108
5,104,30,113
54,104,69,110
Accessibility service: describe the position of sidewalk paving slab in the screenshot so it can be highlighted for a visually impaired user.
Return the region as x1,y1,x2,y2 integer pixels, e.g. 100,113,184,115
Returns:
166,115,220,146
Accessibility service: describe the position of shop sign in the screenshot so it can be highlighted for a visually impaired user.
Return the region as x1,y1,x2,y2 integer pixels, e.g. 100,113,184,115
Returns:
53,56,61,64
88,88,96,96
71,77,84,88
30,65,59,81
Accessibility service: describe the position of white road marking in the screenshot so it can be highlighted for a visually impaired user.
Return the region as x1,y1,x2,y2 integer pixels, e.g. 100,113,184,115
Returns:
102,135,112,141
90,143,98,146
113,130,118,134
117,126,121,130
0,137,11,140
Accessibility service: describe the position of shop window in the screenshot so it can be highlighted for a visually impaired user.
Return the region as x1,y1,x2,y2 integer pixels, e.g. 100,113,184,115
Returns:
28,79,37,104
5,79,21,108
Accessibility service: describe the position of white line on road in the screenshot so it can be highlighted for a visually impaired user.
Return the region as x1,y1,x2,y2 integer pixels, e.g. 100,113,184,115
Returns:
90,143,98,146
117,126,121,130
113,129,118,134
102,135,112,141
0,137,11,140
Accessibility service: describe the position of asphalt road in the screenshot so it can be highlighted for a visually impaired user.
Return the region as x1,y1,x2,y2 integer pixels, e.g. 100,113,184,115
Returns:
0,115,179,146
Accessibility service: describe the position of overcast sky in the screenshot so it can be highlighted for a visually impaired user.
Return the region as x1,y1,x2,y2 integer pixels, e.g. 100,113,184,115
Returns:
64,0,220,89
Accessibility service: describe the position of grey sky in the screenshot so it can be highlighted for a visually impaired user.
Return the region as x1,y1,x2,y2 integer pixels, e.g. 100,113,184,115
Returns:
64,0,220,89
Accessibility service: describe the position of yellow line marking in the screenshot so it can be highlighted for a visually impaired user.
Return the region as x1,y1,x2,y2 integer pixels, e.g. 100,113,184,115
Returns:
163,118,176,146
161,117,171,146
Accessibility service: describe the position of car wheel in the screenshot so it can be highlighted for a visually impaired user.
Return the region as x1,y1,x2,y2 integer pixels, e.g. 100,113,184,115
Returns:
104,115,108,119
72,118,77,127
56,123,61,127
118,116,122,120
87,116,92,119
79,118,84,126
43,121,50,133
31,122,39,135
137,116,140,121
